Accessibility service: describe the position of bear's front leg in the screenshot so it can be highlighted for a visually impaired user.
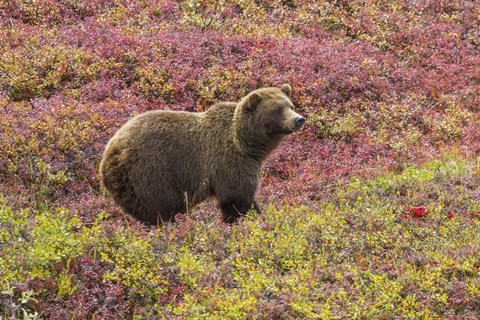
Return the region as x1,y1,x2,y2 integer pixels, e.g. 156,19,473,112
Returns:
220,199,261,223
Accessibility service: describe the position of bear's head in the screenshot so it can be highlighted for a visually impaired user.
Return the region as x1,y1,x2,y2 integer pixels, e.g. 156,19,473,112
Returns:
234,84,305,158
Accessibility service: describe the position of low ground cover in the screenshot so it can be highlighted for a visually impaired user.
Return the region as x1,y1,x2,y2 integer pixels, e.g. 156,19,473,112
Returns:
0,0,479,318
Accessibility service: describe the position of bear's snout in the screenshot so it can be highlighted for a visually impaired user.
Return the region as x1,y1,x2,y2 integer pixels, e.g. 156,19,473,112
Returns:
295,116,305,127
282,108,305,133
292,115,305,131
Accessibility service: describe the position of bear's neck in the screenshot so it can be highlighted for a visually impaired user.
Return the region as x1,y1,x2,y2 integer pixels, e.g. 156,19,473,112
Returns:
233,129,285,161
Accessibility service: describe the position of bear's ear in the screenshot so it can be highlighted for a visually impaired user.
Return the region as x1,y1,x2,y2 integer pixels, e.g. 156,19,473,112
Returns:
244,92,262,111
280,84,292,97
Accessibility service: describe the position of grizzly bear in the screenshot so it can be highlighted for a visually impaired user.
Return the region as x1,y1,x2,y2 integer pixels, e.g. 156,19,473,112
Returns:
99,84,305,224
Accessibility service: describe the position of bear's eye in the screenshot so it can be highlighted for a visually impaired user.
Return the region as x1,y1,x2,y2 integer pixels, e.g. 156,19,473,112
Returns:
275,107,283,114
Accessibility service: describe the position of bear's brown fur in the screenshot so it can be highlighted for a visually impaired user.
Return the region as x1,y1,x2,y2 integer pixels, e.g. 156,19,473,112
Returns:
99,84,305,224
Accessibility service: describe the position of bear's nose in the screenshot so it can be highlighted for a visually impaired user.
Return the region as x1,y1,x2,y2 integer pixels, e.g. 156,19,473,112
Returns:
295,116,306,126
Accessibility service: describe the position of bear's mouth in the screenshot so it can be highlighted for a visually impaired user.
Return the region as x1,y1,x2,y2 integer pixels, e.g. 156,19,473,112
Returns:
282,125,303,134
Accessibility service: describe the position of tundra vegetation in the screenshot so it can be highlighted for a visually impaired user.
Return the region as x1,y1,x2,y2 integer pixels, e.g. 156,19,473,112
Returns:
0,0,479,318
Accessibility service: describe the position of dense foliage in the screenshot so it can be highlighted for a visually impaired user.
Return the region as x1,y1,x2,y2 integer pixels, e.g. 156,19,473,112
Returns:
0,0,479,318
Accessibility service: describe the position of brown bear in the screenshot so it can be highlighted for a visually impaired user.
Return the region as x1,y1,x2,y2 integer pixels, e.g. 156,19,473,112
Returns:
99,84,305,224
